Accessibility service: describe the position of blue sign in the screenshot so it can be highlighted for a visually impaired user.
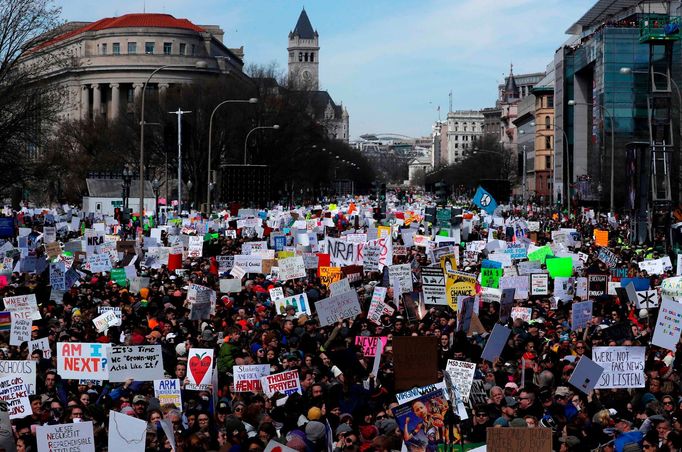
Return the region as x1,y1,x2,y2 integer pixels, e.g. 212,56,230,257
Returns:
0,218,14,239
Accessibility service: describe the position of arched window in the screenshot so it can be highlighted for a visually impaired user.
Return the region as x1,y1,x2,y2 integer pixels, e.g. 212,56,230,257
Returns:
304,52,308,62
310,52,314,62
299,52,303,62
545,136,551,149
545,116,551,130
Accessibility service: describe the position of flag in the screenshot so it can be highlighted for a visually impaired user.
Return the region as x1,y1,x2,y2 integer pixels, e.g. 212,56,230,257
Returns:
473,186,498,215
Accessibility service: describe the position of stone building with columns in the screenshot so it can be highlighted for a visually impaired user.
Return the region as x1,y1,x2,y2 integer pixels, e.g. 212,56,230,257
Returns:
26,13,247,124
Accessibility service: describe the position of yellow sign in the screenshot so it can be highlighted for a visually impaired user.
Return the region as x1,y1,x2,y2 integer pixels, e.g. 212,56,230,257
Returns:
319,267,343,287
443,270,477,311
378,226,391,239
277,251,295,259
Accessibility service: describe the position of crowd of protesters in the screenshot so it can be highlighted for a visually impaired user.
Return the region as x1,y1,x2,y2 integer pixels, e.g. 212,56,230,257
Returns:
0,194,681,452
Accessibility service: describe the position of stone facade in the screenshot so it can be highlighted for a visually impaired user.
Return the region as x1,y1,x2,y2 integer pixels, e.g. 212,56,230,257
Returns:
446,110,484,164
23,13,246,124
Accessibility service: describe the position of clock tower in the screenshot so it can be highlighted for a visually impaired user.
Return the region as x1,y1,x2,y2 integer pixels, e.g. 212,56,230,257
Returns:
288,8,319,90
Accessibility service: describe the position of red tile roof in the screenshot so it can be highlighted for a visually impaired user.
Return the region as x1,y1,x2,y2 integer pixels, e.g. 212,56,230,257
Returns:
33,13,205,51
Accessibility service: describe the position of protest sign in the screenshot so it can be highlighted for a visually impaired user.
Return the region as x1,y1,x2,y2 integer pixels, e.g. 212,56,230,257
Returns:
326,237,359,266
108,410,146,452
154,379,182,410
186,348,214,391
639,256,673,276
505,243,527,260
233,255,263,274
0,361,36,395
216,255,234,273
527,245,553,263
444,271,477,311
274,293,311,317
396,382,449,404
315,291,362,327
530,273,549,296
261,370,302,398
597,247,619,268
278,256,306,281
10,314,31,346
0,375,31,419
480,268,503,288
363,245,381,273
517,260,542,275
187,236,203,258
242,241,267,255
445,360,476,401
109,345,164,382
498,288,515,323
37,422,95,452
588,274,608,297
393,336,438,390
487,427,552,452
500,276,528,300
29,337,52,359
421,266,447,306
329,278,352,296
319,266,343,287
86,254,111,273
368,288,394,325
636,290,660,309
594,229,609,247
392,389,451,452
571,301,593,330
569,356,604,394
481,324,511,363
652,298,682,351
92,310,119,333
268,287,284,301
3,294,40,320
545,257,573,278
355,336,388,357
234,365,270,392
50,261,66,291
554,277,576,302
593,346,645,389
511,307,532,323
219,278,242,294
57,342,109,381
388,264,413,293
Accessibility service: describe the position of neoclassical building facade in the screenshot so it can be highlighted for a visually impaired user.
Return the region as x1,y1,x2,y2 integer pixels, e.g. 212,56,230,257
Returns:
26,13,247,123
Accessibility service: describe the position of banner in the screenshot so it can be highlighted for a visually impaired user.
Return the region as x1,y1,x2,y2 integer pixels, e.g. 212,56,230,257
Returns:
395,382,448,404
593,346,645,389
261,370,302,398
37,422,95,452
274,293,311,317
315,290,362,327
109,345,164,382
186,348,214,391
154,379,182,409
57,342,109,380
0,375,31,419
233,365,270,392
355,336,388,357
652,298,682,351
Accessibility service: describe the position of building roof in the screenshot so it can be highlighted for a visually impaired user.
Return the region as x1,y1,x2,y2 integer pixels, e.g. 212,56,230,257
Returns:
292,9,317,39
35,13,206,50
308,90,343,120
86,179,155,198
566,0,641,35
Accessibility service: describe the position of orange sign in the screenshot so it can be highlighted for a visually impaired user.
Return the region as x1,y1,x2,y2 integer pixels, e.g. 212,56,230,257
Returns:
594,229,609,247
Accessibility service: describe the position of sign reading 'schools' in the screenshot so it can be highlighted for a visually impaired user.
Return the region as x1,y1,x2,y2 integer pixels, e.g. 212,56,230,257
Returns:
57,342,109,380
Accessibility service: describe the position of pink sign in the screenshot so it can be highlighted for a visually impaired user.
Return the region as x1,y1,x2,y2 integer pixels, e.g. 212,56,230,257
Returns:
355,336,388,357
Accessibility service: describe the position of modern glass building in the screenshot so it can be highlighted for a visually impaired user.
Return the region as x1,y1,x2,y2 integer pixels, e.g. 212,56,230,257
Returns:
554,0,681,209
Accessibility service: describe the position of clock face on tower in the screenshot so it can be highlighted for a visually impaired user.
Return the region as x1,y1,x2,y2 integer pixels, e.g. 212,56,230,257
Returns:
302,70,311,82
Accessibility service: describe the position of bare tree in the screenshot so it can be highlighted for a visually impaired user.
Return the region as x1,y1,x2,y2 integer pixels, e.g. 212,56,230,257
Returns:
0,0,63,196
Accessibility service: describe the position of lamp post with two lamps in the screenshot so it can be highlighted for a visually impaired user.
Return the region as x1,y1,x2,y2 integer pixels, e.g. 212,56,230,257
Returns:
567,99,615,214
138,61,207,221
206,98,259,213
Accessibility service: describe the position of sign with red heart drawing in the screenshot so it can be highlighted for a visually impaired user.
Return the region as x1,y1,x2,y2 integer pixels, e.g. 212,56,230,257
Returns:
186,348,214,391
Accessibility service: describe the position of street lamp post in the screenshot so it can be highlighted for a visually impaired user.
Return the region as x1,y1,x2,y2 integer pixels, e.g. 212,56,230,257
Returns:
207,98,258,213
186,180,193,213
243,125,280,165
121,165,133,210
567,99,615,213
138,61,207,221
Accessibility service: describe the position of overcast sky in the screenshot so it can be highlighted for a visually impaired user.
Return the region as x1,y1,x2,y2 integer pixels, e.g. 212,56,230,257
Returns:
56,0,595,139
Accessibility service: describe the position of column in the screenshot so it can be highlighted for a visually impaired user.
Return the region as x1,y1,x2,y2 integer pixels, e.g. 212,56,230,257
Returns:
109,83,120,120
81,85,90,121
158,83,169,97
133,83,143,101
92,83,101,118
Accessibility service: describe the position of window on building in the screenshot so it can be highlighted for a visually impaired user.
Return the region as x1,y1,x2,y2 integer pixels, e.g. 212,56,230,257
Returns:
164,42,172,55
545,156,551,169
289,51,293,60
128,42,137,54
180,43,186,55
310,52,314,62
455,143,459,148
112,42,120,55
100,43,107,55
548,95,554,108
299,52,303,62
545,136,551,149
545,116,551,130
145,42,155,54
191,44,196,56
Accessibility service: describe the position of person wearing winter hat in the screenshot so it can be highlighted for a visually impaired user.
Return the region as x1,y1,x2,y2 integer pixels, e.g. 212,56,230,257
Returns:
305,421,326,445
307,406,322,422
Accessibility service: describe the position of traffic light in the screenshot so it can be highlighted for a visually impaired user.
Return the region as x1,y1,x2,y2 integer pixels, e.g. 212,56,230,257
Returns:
435,181,449,206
